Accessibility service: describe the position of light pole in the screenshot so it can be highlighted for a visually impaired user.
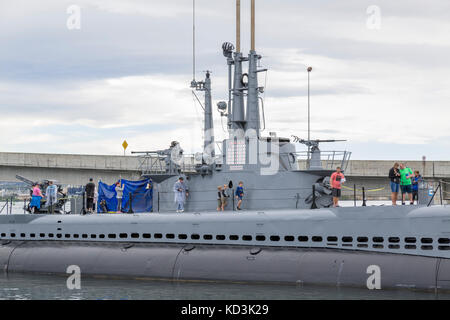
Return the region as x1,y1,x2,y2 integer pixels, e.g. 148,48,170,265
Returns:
307,66,312,163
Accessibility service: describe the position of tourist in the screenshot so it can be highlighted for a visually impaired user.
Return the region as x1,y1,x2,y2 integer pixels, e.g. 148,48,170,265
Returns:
330,167,345,207
173,177,189,213
389,162,401,205
30,183,44,214
85,178,96,213
399,163,414,205
221,184,230,211
412,170,423,204
217,186,223,211
45,181,58,214
235,181,244,210
115,180,124,212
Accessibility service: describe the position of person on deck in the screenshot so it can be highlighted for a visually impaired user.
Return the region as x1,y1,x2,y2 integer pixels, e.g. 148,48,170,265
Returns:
85,178,96,214
330,167,345,207
45,181,58,214
173,177,189,213
389,162,401,205
235,181,244,211
399,163,414,205
115,180,124,212
412,170,423,204
221,184,230,211
30,183,44,214
217,186,223,211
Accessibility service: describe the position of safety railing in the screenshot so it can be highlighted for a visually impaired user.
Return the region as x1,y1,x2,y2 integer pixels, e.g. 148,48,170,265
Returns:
290,151,351,171
136,153,199,176
155,186,321,212
0,197,14,214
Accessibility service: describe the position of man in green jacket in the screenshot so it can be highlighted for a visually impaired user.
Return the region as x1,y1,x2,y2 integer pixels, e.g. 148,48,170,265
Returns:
399,163,414,205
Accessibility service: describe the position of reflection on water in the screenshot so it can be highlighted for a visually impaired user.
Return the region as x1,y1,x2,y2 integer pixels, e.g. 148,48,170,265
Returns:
0,272,450,300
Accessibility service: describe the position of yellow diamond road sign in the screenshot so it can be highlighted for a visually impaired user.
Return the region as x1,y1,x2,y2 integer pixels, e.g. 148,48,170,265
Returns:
122,140,128,150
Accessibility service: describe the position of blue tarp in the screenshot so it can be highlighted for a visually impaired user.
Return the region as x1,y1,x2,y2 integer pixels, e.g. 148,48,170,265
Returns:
97,178,152,213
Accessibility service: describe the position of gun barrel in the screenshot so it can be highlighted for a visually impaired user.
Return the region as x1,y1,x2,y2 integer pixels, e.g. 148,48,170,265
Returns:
15,175,34,186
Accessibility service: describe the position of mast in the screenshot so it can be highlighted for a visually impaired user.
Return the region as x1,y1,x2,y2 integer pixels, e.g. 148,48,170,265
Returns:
245,0,261,136
230,0,246,132
203,71,215,159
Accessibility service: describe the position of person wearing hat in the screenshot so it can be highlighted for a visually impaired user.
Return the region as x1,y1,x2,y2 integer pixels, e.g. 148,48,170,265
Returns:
173,177,189,213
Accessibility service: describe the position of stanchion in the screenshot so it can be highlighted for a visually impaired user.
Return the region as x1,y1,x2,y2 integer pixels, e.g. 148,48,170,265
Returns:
353,184,356,207
128,192,134,214
362,187,367,207
82,191,86,215
232,188,235,211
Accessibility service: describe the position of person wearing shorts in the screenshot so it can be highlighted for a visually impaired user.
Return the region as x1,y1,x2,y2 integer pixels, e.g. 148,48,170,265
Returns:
388,162,401,205
217,186,223,211
221,184,229,210
330,167,345,207
412,171,422,204
399,163,413,205
235,182,244,210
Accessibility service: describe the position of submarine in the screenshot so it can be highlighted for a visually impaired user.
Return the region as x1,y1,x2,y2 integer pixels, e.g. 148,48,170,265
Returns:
1,0,450,292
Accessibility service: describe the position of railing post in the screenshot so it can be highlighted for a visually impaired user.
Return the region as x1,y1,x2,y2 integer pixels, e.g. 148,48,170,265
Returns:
362,187,367,207
157,192,160,213
128,192,134,214
82,191,86,215
440,181,443,205
353,184,356,207
232,188,235,211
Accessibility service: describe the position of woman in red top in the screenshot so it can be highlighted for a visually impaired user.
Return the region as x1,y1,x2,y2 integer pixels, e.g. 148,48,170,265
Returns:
330,167,345,207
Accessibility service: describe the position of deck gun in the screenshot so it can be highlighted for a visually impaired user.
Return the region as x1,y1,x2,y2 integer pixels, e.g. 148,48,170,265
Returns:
291,136,346,171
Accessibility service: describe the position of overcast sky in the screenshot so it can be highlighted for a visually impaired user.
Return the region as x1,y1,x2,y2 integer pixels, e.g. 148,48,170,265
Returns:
1,0,449,160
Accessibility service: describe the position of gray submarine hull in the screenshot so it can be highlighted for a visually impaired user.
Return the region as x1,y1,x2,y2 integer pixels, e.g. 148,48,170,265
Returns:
2,240,450,291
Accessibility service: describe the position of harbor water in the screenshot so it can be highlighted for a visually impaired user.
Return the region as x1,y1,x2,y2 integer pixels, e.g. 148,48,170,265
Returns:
1,272,450,300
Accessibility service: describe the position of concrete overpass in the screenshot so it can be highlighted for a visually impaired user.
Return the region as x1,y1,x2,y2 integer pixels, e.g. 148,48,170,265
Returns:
0,152,449,201
0,152,142,186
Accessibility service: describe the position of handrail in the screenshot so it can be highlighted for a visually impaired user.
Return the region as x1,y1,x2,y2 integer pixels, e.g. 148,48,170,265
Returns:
427,181,442,207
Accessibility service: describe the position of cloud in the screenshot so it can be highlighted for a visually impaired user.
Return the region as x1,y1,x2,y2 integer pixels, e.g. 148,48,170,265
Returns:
0,0,449,161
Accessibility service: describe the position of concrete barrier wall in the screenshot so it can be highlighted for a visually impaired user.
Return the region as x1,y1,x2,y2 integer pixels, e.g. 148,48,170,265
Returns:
0,152,140,171
0,152,449,201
